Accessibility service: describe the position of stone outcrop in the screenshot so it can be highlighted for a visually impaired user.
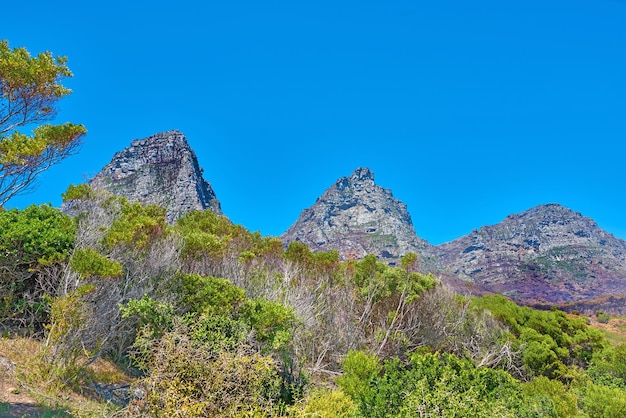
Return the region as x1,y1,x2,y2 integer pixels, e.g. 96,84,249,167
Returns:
434,204,626,304
281,167,431,263
89,130,221,222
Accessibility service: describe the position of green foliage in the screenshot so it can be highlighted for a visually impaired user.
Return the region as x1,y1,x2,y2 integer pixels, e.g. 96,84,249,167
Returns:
102,199,167,249
0,204,75,324
292,389,359,418
122,273,302,409
179,273,245,315
69,247,123,279
187,313,248,353
0,204,75,265
27,284,96,388
596,310,611,324
284,241,313,265
13,187,625,417
522,376,579,418
177,209,238,237
587,343,626,388
61,183,92,202
579,381,626,417
400,252,419,271
121,295,174,338
351,254,436,304
0,40,72,98
337,350,570,418
0,123,85,165
240,298,298,351
180,228,230,259
473,294,605,378
336,350,382,401
0,40,86,205
176,209,250,260
120,296,176,372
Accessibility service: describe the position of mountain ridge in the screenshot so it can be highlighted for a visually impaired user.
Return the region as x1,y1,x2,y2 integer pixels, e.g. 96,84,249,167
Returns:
433,203,626,305
280,167,626,309
83,132,626,311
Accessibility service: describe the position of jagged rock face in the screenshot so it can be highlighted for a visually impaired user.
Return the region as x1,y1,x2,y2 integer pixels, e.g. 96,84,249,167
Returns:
89,130,221,222
435,204,626,304
281,167,431,262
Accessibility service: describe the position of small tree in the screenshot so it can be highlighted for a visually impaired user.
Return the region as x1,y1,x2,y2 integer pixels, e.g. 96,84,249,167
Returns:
0,40,86,205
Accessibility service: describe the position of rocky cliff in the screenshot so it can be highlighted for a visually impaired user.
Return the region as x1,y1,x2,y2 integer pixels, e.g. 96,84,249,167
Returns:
281,167,431,263
89,130,221,222
434,204,626,304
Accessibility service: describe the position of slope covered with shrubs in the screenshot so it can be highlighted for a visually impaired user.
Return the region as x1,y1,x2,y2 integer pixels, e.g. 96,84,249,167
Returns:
1,188,626,416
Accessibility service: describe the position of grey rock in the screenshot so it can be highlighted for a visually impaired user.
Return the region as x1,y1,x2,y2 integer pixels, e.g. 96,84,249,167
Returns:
281,167,432,264
434,203,626,304
93,382,145,407
89,130,221,222
0,355,16,375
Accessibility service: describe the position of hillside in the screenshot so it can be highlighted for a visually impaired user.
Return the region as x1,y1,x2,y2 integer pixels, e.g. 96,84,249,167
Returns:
434,204,626,305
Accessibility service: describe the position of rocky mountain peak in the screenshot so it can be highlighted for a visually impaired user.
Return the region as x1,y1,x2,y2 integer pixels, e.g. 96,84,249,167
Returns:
281,167,430,262
435,203,626,305
89,130,221,222
349,166,374,182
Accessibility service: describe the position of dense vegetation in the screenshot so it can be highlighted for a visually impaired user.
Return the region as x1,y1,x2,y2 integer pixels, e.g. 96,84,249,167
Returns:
1,188,625,417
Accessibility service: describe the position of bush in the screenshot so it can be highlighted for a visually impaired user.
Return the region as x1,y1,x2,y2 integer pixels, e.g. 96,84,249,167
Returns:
337,350,563,418
596,310,611,324
128,328,284,417
292,389,359,418
0,204,75,327
580,381,626,417
473,294,606,378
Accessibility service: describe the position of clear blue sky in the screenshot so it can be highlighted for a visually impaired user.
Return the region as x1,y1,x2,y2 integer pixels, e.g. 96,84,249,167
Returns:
4,0,626,245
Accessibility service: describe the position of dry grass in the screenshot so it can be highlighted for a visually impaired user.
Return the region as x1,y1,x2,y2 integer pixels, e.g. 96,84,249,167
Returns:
0,335,130,417
0,336,40,405
589,316,626,345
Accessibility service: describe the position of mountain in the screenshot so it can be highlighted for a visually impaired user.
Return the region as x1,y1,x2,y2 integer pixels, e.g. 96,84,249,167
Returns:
434,204,626,305
89,130,221,222
85,135,626,309
281,167,432,263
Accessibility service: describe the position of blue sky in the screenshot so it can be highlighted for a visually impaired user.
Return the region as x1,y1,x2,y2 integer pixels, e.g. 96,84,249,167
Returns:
4,0,626,244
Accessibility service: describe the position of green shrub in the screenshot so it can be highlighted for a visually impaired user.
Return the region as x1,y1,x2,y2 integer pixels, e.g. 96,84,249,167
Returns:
292,389,359,418
596,310,611,324
0,204,75,325
522,376,578,417
179,273,245,315
580,381,626,417
473,294,606,378
102,200,167,249
69,247,122,279
337,350,564,418
61,183,92,201
240,298,297,351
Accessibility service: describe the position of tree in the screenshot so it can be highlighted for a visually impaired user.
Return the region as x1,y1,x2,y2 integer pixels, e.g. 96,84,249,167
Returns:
0,40,85,205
